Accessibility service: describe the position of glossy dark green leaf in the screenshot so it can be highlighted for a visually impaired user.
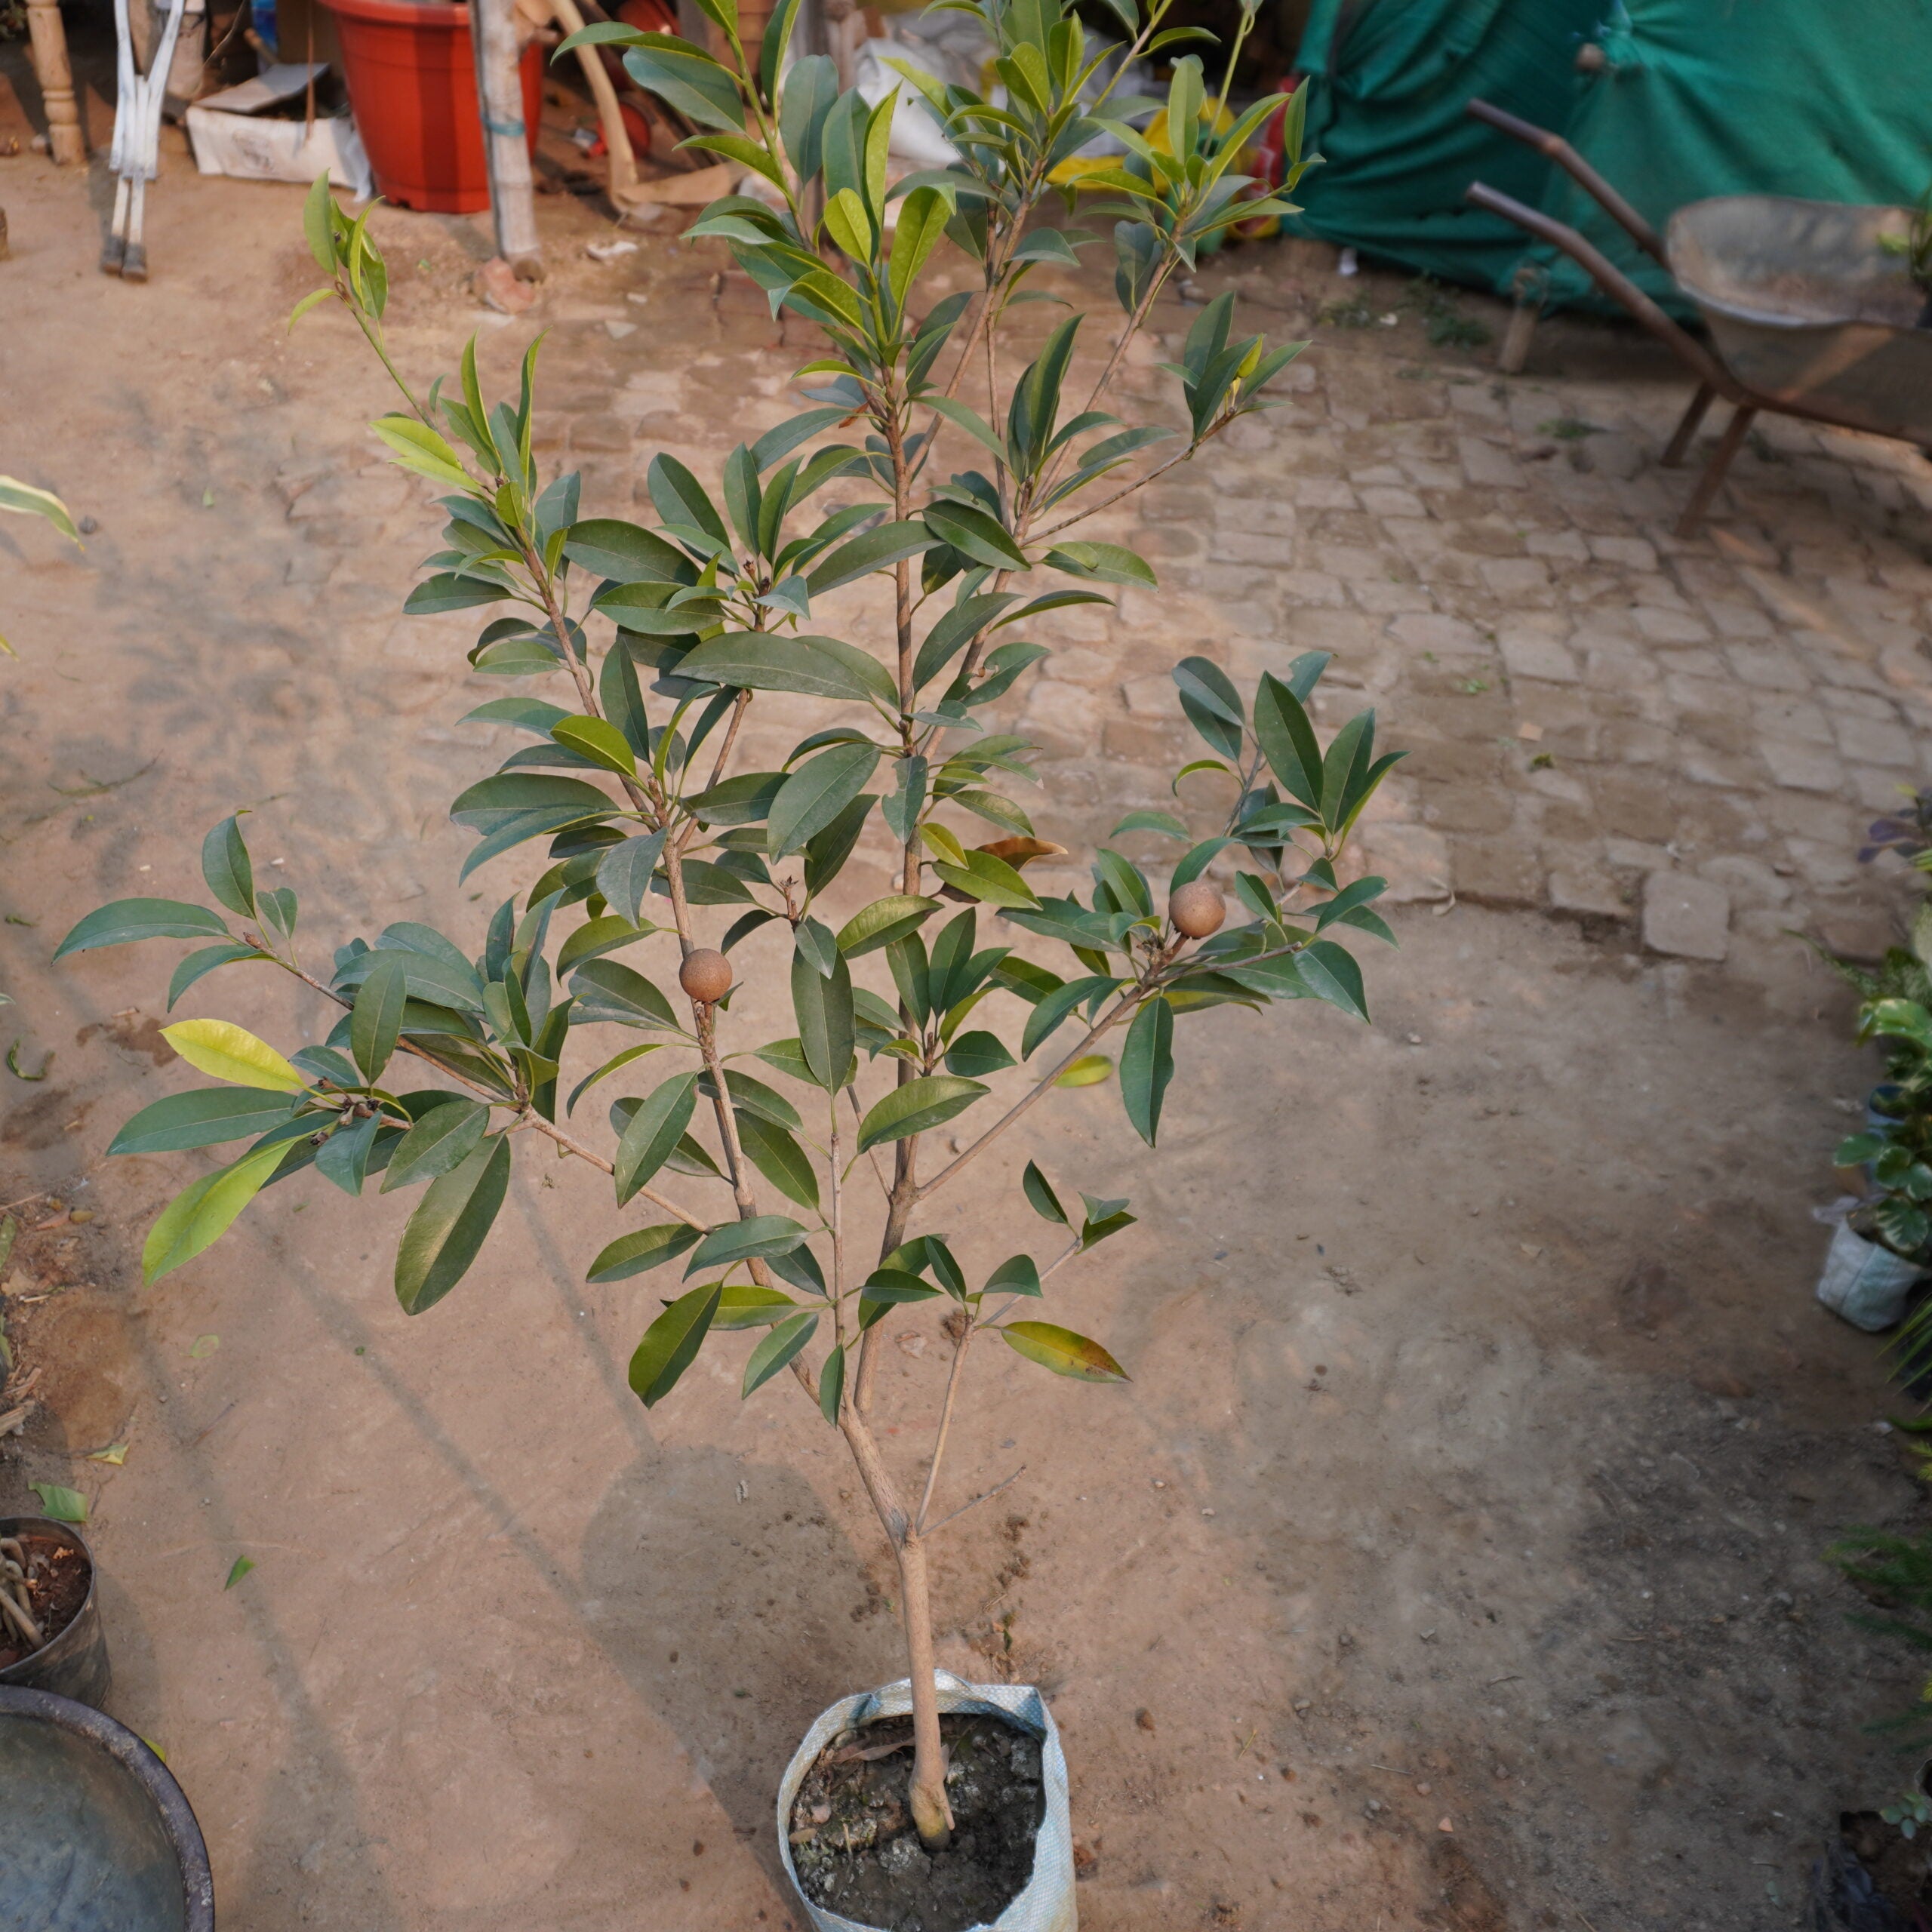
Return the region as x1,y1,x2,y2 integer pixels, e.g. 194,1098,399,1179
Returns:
614,1071,699,1204
200,816,256,918
766,742,881,859
677,632,896,706
1023,1159,1066,1224
735,1111,820,1208
380,1099,490,1192
1251,670,1322,808
817,1343,844,1424
743,1309,818,1397
167,943,264,1011
394,1135,511,1314
349,953,407,1083
587,1220,703,1281
944,1029,1017,1078
109,1087,300,1156
985,1253,1042,1297
685,1213,808,1275
804,519,939,597
571,958,681,1030
1172,656,1244,761
791,937,854,1091
55,899,229,958
1120,995,1174,1146
315,1113,380,1195
855,1073,986,1152
629,1281,722,1407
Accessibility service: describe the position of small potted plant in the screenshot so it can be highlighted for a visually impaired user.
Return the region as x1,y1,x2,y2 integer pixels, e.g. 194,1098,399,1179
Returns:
1823,998,1932,1332
57,2,1374,1921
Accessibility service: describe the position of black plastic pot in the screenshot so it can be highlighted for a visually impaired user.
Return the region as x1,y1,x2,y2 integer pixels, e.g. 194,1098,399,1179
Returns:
0,1514,112,1709
0,1683,214,1930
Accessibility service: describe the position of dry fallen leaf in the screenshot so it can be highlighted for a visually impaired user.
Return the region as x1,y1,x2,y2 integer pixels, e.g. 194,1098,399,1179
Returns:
88,1441,128,1466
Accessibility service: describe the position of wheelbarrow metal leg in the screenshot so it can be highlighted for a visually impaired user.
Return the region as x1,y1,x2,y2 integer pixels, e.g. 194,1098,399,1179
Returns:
1675,405,1756,538
1661,383,1714,468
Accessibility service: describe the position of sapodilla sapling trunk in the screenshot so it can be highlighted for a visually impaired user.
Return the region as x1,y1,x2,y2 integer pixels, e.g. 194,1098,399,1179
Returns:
896,1533,954,1849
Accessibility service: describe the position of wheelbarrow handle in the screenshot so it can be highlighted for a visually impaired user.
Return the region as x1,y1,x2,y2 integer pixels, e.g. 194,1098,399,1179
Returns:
1466,96,1666,266
1465,180,1743,403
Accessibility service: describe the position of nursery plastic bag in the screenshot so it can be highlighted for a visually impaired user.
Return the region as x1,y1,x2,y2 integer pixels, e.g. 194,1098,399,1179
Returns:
777,1671,1076,1932
1816,1216,1921,1334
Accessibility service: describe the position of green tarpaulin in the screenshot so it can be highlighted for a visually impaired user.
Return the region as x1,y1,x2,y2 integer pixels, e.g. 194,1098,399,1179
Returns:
1284,0,1932,315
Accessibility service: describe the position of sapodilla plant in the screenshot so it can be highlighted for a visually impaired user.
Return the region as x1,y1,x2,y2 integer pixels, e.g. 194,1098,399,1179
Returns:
59,0,1404,1856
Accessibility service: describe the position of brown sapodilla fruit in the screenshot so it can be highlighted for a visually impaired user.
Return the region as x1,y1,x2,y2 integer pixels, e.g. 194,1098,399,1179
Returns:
1168,879,1226,938
679,948,732,1004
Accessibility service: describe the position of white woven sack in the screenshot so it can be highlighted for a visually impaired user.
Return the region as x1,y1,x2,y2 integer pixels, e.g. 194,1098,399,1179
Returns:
777,1671,1076,1932
1816,1217,1921,1333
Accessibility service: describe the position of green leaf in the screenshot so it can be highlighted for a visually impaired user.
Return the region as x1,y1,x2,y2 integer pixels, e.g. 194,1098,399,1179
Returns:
1043,541,1155,587
932,849,1038,909
818,1343,844,1424
142,1137,293,1286
687,1214,808,1275
394,1135,511,1313
629,1281,722,1407
677,632,897,706
1173,656,1244,761
29,1482,88,1524
792,939,855,1091
1112,809,1190,841
109,1088,299,1156
380,1099,490,1192
224,1555,255,1589
595,832,668,929
200,816,257,919
944,1029,1017,1078
571,958,681,1031
1251,670,1322,808
1023,1160,1067,1223
1296,940,1370,1023
1119,995,1174,1146
986,1253,1041,1297
55,898,229,958
742,1309,819,1397
614,1072,700,1203
371,413,471,489
588,1220,703,1281
315,1113,380,1195
837,894,940,959
710,1281,803,1329
924,500,1028,571
804,520,940,597
168,943,266,1011
856,1073,986,1152
350,953,407,1084
769,742,881,857
735,1112,821,1209
162,1018,304,1093
552,715,638,776
620,35,746,134
1000,1320,1128,1382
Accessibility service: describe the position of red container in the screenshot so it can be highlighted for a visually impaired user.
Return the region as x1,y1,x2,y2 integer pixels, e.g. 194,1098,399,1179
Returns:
323,0,543,214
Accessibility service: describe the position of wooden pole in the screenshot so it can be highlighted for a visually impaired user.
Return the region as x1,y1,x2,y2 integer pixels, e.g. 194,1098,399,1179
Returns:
26,0,87,166
469,0,542,276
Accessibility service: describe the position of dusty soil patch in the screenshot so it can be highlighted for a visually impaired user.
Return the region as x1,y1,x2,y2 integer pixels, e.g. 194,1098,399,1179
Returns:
789,1713,1044,1932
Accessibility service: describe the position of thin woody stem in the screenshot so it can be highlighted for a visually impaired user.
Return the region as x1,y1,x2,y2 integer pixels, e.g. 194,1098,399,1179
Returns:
915,1316,974,1534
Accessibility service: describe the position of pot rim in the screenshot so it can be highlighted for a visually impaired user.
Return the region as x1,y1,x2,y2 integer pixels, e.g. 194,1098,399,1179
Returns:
0,1682,215,1931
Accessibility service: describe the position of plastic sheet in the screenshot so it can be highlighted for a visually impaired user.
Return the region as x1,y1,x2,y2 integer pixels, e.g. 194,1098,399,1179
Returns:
777,1672,1075,1932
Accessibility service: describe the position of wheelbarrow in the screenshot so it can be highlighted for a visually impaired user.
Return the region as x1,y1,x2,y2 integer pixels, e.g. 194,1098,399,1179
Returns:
1462,98,1932,537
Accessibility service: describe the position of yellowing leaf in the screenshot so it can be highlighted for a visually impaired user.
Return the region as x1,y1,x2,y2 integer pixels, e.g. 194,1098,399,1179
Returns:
88,1441,129,1465
1054,1054,1112,1088
189,1334,221,1358
162,1018,303,1092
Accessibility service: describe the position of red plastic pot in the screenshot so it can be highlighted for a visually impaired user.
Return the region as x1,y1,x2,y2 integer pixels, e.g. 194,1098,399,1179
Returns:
322,0,542,214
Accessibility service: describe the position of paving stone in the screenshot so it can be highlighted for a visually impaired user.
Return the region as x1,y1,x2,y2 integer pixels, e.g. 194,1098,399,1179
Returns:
1587,534,1659,572
1458,438,1528,490
1548,864,1632,918
1387,613,1484,655
1697,854,1792,909
1641,872,1730,960
1357,822,1452,901
1498,627,1579,685
1633,605,1713,645
1358,485,1426,518
1831,712,1918,768
1454,840,1544,906
1722,643,1810,691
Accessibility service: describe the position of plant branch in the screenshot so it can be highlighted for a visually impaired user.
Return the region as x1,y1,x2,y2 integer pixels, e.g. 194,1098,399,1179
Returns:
915,1315,974,1534
924,1463,1025,1537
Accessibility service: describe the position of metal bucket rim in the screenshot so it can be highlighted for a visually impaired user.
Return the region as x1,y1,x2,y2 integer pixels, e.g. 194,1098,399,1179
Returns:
0,1682,216,1931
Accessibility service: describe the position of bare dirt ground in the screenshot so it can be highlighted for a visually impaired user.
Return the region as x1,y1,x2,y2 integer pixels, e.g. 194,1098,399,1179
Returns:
5,64,1932,1932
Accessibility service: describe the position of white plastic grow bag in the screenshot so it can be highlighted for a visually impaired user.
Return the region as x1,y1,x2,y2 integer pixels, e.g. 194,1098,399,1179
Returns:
776,1671,1075,1932
1816,1217,1921,1332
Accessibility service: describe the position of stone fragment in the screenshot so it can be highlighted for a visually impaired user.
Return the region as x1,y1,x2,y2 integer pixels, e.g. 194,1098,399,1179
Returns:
1641,872,1730,961
1357,823,1451,903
